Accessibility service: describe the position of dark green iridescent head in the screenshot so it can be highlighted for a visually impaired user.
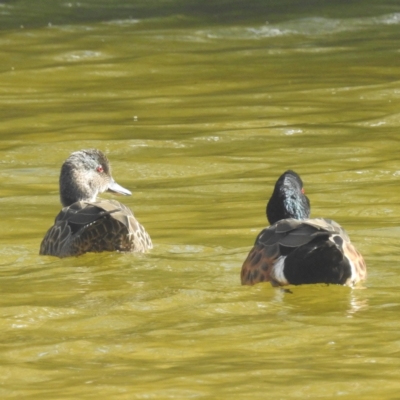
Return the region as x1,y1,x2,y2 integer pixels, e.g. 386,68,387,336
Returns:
266,170,311,225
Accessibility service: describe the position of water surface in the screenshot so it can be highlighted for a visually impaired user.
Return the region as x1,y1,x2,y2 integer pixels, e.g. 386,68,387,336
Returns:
1,1,400,399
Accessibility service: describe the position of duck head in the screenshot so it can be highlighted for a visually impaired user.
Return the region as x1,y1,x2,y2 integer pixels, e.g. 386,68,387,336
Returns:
59,149,131,207
266,170,310,225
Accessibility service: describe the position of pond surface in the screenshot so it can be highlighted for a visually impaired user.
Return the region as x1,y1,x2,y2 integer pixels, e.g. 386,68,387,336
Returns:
1,1,400,398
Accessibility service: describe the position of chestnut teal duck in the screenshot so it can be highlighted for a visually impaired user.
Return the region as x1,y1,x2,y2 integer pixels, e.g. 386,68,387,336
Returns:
241,170,366,287
40,149,152,257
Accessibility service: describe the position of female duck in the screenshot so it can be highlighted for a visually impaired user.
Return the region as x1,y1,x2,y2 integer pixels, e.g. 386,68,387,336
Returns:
40,149,152,257
241,170,366,287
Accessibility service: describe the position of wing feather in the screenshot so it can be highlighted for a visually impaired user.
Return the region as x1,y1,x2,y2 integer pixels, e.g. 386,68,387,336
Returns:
40,200,152,257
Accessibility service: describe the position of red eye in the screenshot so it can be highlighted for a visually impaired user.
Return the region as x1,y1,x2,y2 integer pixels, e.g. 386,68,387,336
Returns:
96,165,104,173
301,188,305,194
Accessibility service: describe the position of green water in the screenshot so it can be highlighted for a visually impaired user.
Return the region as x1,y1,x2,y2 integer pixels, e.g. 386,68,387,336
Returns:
1,1,400,398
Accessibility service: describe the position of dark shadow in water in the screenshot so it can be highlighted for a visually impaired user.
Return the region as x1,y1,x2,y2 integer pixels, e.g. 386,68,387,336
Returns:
1,0,398,30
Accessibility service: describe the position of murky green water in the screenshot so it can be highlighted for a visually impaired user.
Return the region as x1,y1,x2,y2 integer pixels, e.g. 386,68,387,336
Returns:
1,1,400,398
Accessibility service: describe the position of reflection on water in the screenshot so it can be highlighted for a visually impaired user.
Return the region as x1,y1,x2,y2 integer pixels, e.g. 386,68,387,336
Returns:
200,12,400,39
347,289,369,317
262,284,370,318
0,0,400,398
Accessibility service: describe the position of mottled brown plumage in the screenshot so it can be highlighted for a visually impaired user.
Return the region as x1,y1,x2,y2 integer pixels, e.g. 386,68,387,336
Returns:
40,149,152,258
241,171,366,287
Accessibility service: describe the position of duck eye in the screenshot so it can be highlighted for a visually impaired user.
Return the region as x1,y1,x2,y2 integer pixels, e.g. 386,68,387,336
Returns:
96,165,104,173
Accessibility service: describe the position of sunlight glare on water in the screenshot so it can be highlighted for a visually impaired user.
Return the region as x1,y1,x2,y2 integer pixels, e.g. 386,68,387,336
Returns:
1,1,400,398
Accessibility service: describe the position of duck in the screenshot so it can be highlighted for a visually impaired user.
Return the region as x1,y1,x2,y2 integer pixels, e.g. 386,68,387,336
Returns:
241,170,366,287
40,149,152,257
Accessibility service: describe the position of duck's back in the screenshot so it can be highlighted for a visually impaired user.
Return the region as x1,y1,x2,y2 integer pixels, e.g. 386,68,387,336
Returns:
241,218,366,287
40,200,152,258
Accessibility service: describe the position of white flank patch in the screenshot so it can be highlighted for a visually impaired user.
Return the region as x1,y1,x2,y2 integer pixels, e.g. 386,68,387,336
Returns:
271,256,288,285
345,254,357,287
